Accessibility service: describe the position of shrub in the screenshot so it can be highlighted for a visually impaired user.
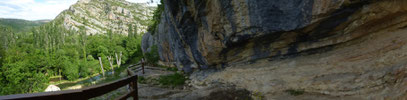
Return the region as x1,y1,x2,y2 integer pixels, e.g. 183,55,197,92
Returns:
166,67,178,71
145,45,159,65
62,60,79,81
158,73,187,87
138,76,147,84
285,89,305,96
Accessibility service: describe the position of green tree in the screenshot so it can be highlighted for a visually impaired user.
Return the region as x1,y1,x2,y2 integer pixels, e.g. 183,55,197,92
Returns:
0,14,148,95
145,45,159,64
128,24,133,37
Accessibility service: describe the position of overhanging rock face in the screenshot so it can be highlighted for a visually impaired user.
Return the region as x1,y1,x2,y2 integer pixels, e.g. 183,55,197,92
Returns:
142,0,407,72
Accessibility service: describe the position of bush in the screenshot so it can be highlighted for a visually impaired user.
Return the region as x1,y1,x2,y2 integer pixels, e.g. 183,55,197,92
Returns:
138,76,147,84
158,73,187,87
0,61,48,95
145,45,159,65
285,89,305,96
62,60,79,81
166,67,178,71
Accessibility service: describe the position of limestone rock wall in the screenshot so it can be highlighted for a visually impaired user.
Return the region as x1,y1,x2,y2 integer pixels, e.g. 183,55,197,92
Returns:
140,0,407,98
56,0,155,35
142,0,407,73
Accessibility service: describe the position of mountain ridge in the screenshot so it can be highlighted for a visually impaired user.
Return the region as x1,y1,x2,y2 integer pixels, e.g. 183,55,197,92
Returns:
0,18,49,33
54,0,155,35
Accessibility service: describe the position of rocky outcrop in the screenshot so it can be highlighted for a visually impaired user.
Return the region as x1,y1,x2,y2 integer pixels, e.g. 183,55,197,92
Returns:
44,85,60,92
55,0,154,35
142,0,407,99
141,32,154,53
143,0,407,71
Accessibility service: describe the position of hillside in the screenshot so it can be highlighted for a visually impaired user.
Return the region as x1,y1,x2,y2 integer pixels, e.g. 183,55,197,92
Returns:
0,0,150,95
55,0,155,35
0,18,49,33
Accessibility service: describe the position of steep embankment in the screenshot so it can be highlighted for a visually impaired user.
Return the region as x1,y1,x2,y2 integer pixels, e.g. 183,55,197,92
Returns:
55,0,154,35
143,0,407,99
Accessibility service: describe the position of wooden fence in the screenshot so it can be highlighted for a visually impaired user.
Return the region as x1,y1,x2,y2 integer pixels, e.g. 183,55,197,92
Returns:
0,67,141,100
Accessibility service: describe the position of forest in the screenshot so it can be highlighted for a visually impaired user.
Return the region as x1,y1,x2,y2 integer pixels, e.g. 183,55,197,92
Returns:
0,18,150,95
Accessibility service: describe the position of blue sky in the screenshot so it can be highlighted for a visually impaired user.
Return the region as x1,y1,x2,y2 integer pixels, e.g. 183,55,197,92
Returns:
0,0,159,20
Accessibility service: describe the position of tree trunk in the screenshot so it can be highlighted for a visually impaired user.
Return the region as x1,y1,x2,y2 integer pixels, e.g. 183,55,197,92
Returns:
59,69,61,81
107,56,114,74
98,57,105,77
115,51,122,68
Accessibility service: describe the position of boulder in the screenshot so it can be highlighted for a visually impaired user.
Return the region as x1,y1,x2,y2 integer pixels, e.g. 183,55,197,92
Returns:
45,85,61,92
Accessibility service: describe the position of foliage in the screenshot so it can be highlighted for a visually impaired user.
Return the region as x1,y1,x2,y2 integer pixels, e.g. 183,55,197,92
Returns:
0,17,145,95
166,67,178,71
285,89,305,96
147,0,164,34
0,18,47,33
158,73,187,87
252,90,264,100
137,76,147,84
123,34,143,64
62,60,79,81
145,45,159,65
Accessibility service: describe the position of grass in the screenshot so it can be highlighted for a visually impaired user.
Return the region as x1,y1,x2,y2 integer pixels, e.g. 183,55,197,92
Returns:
285,89,305,96
252,90,264,100
166,67,178,71
137,76,147,84
137,73,187,88
156,64,178,72
52,63,132,89
158,73,187,88
50,73,99,85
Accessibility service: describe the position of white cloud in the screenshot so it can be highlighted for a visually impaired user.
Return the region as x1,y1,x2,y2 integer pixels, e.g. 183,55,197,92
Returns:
0,0,159,20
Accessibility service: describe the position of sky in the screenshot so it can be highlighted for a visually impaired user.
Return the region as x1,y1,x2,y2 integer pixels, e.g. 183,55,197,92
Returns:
0,0,159,20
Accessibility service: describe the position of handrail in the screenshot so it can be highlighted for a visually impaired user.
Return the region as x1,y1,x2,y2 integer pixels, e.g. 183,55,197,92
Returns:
0,69,139,100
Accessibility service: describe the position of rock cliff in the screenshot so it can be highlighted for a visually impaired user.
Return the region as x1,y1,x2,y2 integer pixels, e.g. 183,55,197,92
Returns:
55,0,154,35
143,0,407,99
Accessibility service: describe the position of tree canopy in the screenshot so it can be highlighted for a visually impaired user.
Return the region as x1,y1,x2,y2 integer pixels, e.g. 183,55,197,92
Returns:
0,19,144,95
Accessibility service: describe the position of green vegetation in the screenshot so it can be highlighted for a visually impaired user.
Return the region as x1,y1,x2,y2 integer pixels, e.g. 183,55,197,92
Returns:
252,90,264,100
145,45,159,65
166,67,178,71
137,72,187,88
285,89,305,96
147,0,164,34
137,76,147,84
0,0,160,96
0,17,144,95
158,73,187,88
0,18,48,33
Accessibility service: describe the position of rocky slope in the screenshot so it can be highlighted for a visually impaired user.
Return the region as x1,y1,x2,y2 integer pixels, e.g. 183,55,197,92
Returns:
142,0,407,99
56,0,154,35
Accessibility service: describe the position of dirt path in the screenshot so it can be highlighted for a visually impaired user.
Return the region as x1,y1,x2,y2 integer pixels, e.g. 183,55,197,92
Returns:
131,65,252,100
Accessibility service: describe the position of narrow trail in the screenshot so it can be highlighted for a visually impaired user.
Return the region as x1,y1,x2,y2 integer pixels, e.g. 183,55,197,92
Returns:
130,65,187,100
89,64,253,100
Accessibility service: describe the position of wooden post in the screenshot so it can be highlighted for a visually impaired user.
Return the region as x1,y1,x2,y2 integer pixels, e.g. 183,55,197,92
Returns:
141,58,145,74
107,56,114,74
98,57,105,77
127,68,138,100
133,77,138,100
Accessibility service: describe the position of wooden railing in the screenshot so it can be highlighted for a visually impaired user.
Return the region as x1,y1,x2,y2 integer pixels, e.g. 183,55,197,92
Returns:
0,67,140,100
